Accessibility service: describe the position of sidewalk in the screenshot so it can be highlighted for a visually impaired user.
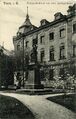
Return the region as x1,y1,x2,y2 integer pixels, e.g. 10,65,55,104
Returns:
0,92,76,119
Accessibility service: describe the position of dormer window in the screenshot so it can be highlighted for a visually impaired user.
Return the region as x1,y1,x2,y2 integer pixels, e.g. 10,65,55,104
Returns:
67,4,76,15
54,12,64,20
17,32,22,36
40,20,45,26
40,19,49,26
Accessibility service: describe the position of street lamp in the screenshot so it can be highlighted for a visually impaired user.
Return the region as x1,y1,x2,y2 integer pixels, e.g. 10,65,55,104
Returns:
0,48,3,88
22,34,25,87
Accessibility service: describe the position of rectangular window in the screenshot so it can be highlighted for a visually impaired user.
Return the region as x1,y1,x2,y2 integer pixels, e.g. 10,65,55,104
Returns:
30,53,34,62
73,23,76,33
40,50,44,62
60,28,65,38
17,44,20,50
73,45,76,57
59,68,64,80
49,47,54,61
40,36,44,44
32,38,38,46
49,32,54,40
49,69,54,80
60,45,65,59
26,41,29,48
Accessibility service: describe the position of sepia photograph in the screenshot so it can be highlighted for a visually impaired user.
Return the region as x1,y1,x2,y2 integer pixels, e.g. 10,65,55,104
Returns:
0,0,76,119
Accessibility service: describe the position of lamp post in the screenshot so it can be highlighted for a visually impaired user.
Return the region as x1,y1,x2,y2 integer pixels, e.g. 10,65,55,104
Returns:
0,49,2,88
22,35,25,87
0,48,3,88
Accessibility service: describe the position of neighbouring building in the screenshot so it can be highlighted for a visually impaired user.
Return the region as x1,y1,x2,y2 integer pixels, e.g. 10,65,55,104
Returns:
13,4,76,88
0,45,14,88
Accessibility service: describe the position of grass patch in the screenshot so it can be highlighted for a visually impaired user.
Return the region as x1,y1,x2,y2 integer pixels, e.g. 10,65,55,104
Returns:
47,94,76,113
0,94,35,119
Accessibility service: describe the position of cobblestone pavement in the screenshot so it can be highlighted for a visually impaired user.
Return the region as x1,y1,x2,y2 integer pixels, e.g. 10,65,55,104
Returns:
0,92,76,119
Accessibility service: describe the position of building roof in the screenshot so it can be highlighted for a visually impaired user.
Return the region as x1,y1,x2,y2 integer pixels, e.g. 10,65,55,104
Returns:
14,4,76,40
19,13,32,29
18,7,36,34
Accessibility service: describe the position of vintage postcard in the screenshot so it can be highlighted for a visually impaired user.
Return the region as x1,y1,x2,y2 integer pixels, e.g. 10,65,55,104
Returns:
0,0,76,119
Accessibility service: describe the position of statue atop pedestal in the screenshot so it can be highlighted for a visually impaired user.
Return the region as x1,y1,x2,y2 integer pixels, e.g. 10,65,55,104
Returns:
25,44,44,89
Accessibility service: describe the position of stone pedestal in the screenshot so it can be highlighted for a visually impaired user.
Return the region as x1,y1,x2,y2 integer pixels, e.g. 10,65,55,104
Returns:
25,63,44,89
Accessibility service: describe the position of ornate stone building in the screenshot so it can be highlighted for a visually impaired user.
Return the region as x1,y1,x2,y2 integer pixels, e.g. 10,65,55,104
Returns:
13,4,76,88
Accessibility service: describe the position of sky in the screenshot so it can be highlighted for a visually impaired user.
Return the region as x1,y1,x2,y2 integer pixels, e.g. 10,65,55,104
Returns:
0,0,76,51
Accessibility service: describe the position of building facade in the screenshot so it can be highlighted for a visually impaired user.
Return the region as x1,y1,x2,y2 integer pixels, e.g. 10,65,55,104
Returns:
13,4,76,88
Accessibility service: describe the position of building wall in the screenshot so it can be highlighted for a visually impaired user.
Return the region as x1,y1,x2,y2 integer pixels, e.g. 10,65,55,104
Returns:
22,21,68,63
38,21,68,62
13,4,76,87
